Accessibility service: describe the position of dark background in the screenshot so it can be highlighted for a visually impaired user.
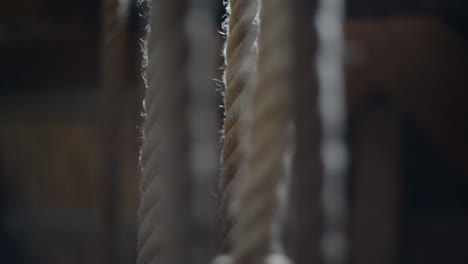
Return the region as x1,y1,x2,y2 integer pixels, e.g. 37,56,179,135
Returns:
0,0,467,263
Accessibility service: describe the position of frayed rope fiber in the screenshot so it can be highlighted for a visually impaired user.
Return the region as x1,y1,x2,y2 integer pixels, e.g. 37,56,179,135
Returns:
137,0,191,264
229,0,295,263
219,0,259,253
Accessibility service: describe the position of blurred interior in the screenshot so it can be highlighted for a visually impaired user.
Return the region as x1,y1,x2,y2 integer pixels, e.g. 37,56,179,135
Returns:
0,0,467,263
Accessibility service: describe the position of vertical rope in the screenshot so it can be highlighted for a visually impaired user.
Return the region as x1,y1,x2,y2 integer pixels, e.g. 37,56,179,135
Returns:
99,0,128,263
186,0,219,262
229,0,295,263
137,0,190,264
315,0,349,263
220,0,259,253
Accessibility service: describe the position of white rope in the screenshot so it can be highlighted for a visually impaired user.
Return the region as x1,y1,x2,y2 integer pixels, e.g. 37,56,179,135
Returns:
315,0,349,263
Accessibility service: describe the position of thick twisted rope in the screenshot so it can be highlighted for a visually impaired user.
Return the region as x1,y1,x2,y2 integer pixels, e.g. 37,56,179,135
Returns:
137,0,190,264
228,0,295,263
219,0,259,253
99,0,128,263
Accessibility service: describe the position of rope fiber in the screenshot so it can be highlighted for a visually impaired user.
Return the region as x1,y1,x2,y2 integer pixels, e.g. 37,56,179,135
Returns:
230,0,295,263
137,0,191,264
220,0,259,253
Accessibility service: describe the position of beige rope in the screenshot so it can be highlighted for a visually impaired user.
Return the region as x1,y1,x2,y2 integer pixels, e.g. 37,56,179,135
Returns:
230,0,295,263
220,0,259,253
137,1,190,264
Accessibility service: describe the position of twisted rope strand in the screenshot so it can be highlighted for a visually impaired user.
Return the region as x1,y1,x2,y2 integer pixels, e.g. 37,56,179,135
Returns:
220,0,259,253
231,0,294,263
137,1,190,264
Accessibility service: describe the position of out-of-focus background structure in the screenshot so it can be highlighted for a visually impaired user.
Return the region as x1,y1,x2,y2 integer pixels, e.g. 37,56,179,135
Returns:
0,0,467,263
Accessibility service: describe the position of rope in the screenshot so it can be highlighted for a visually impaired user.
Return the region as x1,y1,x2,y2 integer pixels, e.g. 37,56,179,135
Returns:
185,0,219,262
315,0,349,262
229,0,295,263
137,0,190,264
220,0,259,253
99,0,128,263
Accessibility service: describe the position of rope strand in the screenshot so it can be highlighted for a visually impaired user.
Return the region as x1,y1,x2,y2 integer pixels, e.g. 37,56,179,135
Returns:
315,0,349,262
186,0,219,262
231,0,295,263
220,0,259,253
137,1,190,264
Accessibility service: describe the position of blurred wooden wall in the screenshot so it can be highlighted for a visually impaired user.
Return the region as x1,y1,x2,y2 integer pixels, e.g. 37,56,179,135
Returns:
0,96,139,264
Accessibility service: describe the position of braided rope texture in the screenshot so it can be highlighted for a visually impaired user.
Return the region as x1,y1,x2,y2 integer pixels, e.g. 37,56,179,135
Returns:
137,1,190,264
220,0,259,253
230,0,294,263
